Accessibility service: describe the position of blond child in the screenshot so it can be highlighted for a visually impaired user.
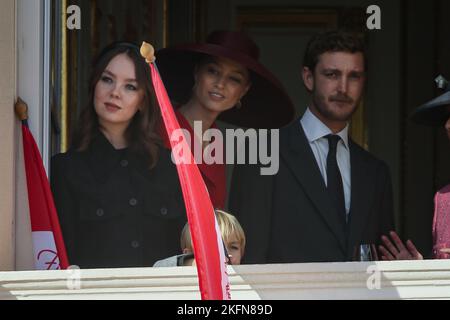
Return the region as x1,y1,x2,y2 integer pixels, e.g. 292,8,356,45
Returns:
153,210,246,267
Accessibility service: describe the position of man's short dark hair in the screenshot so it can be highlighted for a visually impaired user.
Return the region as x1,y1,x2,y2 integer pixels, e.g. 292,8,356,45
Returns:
303,30,366,72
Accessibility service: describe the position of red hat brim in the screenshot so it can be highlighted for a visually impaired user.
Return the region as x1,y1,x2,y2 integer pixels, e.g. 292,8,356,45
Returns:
155,44,295,129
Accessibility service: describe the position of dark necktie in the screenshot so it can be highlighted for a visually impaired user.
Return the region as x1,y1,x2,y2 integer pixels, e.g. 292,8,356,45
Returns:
326,134,347,226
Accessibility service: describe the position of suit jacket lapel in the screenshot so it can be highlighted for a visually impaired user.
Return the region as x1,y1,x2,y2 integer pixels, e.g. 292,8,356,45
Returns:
346,142,373,258
280,123,347,254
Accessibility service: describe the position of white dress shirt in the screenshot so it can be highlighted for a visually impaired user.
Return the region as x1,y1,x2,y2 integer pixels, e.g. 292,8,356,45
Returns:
300,108,351,216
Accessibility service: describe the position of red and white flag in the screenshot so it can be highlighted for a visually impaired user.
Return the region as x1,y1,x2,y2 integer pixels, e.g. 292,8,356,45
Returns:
143,44,231,300
19,112,69,270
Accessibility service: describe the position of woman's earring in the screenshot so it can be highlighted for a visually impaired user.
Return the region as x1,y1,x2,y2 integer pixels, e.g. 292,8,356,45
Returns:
236,100,242,109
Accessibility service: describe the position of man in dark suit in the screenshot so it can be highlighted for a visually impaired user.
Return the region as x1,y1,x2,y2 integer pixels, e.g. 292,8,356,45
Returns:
229,30,394,264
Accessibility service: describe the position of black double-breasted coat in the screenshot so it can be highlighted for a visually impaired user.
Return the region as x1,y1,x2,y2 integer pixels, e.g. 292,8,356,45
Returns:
51,132,187,268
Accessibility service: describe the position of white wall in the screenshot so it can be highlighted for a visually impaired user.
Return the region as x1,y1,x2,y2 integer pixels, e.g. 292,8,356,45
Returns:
16,0,50,172
0,0,16,271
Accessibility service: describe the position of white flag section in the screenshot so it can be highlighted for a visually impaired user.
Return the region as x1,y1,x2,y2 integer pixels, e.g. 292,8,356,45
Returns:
32,231,61,270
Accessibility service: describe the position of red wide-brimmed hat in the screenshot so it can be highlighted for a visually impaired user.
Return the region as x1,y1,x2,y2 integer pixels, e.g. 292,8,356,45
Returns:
155,30,295,128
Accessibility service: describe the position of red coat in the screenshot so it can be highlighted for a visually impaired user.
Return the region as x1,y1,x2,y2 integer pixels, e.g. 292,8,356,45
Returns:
159,111,227,209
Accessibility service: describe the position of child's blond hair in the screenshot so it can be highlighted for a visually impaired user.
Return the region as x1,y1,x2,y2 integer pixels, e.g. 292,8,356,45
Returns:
180,209,246,256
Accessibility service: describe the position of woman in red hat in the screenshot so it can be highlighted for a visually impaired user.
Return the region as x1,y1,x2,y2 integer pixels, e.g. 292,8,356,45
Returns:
156,30,295,209
379,96,450,260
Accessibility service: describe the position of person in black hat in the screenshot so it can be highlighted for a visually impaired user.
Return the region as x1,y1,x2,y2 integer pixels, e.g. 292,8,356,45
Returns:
51,42,187,268
156,30,295,209
379,93,450,260
229,30,395,264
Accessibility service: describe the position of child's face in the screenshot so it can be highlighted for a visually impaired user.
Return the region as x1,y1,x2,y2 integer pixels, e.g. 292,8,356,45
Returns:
226,236,243,265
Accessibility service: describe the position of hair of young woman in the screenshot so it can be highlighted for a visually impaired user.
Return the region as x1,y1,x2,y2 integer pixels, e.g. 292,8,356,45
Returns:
71,41,161,168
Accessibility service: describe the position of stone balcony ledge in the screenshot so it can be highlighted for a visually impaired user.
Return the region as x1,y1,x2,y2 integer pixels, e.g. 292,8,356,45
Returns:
1,260,450,300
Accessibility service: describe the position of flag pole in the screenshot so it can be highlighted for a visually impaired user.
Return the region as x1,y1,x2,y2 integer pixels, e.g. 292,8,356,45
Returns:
140,42,230,300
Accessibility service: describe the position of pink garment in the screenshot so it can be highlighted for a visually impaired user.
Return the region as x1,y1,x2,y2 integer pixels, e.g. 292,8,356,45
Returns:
432,184,450,259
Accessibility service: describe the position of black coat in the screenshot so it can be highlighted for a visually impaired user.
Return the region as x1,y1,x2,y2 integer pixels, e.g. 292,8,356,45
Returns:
229,120,394,264
51,132,187,268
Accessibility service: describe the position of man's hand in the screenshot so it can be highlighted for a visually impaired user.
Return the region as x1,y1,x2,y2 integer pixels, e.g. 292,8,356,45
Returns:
379,231,423,260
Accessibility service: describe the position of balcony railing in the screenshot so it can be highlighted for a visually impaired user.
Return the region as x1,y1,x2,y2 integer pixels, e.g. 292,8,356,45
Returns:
1,260,450,300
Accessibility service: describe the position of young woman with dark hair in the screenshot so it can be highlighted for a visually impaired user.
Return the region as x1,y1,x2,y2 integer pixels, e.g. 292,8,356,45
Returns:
51,42,186,268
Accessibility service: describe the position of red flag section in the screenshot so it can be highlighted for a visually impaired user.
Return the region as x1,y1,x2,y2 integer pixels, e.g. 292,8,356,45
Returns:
21,123,69,270
144,45,230,300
